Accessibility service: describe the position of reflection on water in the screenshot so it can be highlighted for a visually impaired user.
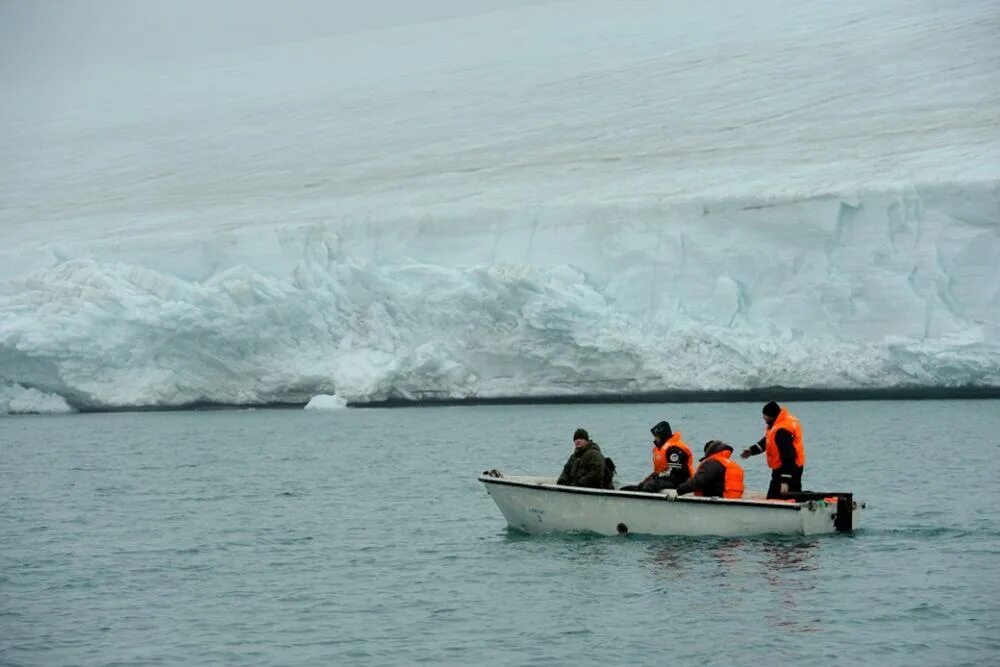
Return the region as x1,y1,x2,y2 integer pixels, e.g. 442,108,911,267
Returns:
642,537,822,633
641,537,749,582
644,540,695,577
712,538,746,571
760,540,821,634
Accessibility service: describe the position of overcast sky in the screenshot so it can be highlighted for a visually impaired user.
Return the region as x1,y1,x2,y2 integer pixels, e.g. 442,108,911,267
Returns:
1,0,557,83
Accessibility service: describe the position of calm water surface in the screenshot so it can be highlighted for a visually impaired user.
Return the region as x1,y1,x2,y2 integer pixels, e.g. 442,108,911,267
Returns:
2,400,999,666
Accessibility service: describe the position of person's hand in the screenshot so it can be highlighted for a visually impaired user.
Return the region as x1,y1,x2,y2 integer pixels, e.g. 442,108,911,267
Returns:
779,482,789,494
740,448,752,459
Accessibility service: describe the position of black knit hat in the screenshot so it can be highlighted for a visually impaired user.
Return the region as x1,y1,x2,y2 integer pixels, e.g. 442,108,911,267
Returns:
701,440,734,460
762,401,781,418
573,428,589,441
650,421,672,439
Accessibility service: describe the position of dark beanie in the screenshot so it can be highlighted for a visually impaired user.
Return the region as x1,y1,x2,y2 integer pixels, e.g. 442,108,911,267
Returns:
762,401,781,418
573,428,589,441
650,421,672,439
701,439,734,460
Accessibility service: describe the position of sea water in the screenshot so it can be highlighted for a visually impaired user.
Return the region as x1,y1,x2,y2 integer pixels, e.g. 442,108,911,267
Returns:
2,400,998,666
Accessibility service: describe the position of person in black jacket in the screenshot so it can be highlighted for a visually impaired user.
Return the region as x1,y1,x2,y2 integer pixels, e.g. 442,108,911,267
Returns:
620,421,694,493
676,440,744,498
741,401,804,499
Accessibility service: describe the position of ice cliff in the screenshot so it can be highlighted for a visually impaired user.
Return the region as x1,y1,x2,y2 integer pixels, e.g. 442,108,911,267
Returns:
2,183,997,412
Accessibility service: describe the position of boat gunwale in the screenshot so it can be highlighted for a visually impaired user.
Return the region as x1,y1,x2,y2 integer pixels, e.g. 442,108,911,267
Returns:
478,475,803,511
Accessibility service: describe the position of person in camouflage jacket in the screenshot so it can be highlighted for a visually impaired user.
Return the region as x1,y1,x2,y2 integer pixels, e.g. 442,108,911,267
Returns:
557,428,609,489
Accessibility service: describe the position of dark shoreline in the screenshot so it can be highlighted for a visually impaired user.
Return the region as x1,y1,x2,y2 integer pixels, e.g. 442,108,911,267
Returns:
65,385,1000,413
353,385,1000,407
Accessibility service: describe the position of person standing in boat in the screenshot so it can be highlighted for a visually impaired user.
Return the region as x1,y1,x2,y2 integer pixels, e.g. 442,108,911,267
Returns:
740,401,806,499
556,428,610,489
676,440,745,498
620,421,694,492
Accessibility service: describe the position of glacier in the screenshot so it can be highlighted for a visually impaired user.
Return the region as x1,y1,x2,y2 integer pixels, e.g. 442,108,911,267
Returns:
1,0,999,412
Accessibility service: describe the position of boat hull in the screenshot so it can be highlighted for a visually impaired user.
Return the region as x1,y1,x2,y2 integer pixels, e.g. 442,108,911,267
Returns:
479,475,861,537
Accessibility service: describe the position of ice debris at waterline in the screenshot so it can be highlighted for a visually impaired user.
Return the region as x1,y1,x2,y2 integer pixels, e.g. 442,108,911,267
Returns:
1,186,998,413
305,395,349,410
0,383,74,415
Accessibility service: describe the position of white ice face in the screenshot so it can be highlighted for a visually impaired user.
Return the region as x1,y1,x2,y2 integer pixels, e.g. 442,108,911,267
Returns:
1,0,997,412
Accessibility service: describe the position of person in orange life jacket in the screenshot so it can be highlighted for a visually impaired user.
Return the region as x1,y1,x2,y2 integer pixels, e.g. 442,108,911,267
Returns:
620,421,694,492
675,440,744,498
740,401,805,499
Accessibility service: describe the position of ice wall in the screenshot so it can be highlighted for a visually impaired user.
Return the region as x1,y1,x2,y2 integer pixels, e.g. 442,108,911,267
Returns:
2,182,997,412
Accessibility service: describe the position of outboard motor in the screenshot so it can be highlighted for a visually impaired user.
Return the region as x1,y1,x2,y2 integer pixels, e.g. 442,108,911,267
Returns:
784,491,856,533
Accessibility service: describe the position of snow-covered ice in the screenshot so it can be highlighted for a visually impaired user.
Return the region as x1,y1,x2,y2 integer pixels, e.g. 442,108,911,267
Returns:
1,0,998,411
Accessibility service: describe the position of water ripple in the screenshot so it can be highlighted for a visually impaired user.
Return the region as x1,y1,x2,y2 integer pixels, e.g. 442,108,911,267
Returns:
2,401,999,666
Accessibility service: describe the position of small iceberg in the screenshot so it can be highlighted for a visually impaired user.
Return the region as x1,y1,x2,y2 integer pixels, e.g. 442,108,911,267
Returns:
304,394,348,410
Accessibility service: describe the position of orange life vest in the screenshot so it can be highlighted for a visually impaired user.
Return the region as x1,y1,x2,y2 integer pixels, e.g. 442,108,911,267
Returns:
764,407,806,469
652,432,694,478
694,450,745,499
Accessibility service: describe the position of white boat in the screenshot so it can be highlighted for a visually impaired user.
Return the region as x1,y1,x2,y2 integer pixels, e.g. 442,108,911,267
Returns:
478,472,863,537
